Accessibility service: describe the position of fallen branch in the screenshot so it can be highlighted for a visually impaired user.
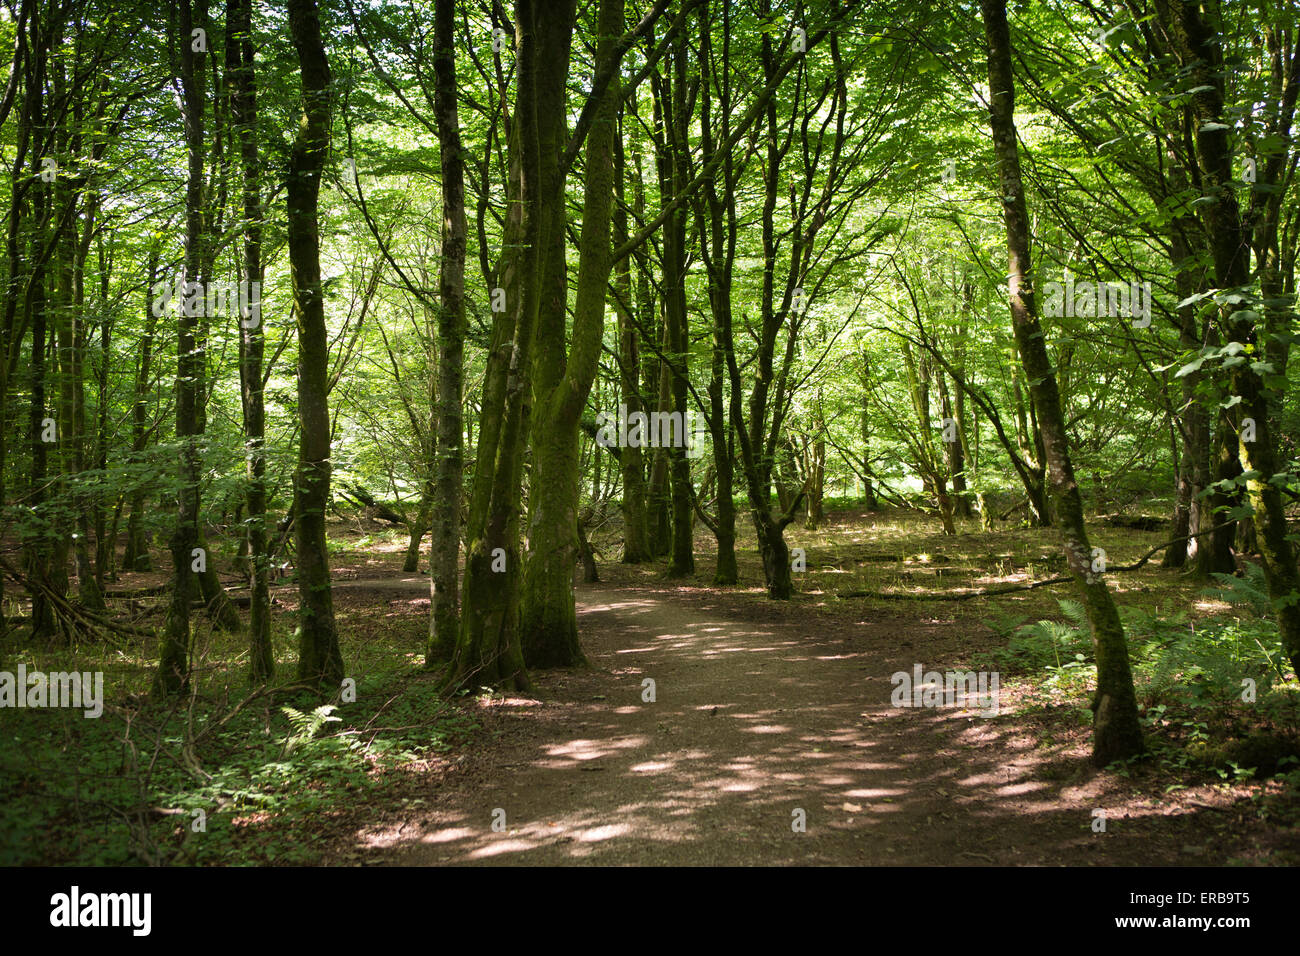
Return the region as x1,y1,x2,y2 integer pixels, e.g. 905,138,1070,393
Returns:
998,497,1029,520
105,584,171,598
0,557,157,640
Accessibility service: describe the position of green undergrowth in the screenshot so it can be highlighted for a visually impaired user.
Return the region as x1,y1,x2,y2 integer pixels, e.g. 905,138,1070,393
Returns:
974,564,1300,799
0,619,474,866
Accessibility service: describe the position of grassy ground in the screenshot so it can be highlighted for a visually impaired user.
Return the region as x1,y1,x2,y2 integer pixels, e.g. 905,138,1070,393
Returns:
0,569,476,865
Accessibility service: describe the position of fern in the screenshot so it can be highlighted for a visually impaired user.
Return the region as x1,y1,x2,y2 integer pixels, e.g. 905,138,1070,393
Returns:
985,599,1091,670
1204,563,1271,616
1057,598,1089,632
280,704,342,755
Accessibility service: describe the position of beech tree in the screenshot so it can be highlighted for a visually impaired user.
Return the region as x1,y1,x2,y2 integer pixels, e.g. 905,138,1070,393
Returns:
980,0,1144,764
427,0,467,664
287,0,342,689
155,0,207,695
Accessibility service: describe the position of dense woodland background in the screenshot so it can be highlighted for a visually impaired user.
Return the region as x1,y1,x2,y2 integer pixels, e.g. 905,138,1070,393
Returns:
1,0,1298,866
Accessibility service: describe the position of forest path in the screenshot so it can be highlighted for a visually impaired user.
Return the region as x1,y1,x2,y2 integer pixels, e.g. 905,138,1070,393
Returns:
342,582,1243,866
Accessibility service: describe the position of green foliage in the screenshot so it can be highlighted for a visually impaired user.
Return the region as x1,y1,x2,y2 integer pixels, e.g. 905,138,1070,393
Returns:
984,574,1298,786
1134,615,1287,706
1204,563,1273,617
977,598,1090,671
0,636,476,865
280,703,342,754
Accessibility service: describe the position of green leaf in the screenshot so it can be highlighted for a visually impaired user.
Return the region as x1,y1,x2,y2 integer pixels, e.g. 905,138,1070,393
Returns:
1175,291,1213,309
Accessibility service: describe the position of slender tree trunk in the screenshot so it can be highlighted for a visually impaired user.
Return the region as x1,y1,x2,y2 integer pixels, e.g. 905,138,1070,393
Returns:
740,2,800,599
287,0,342,689
124,252,159,572
404,477,432,574
70,187,103,611
1164,420,1192,568
427,0,467,664
939,372,969,520
981,0,1143,765
156,0,206,694
805,431,825,529
859,352,878,509
21,2,59,640
633,137,670,558
695,9,739,587
1161,181,1210,570
187,5,243,636
694,13,740,582
659,32,694,578
51,86,78,621
1206,408,1240,573
612,126,652,564
229,0,271,681
93,234,113,587
646,358,673,555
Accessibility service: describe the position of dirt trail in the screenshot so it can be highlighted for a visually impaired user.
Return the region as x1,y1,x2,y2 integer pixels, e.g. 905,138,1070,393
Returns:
346,583,1247,866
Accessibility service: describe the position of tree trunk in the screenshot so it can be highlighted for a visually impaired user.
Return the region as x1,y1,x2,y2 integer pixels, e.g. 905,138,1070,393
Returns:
1157,0,1300,674
403,479,432,574
228,0,271,680
646,370,673,555
427,0,467,664
1205,408,1240,574
1161,163,1211,571
447,0,543,693
124,253,160,573
155,0,206,695
521,0,618,668
612,126,652,564
576,513,599,583
859,352,878,509
939,372,969,520
66,182,104,612
981,0,1143,765
0,0,38,634
93,231,113,588
23,3,58,641
662,34,695,579
694,12,739,586
287,0,342,690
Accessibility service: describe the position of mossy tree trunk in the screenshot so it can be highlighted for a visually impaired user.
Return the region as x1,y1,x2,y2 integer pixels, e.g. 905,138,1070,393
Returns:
521,0,625,667
981,0,1144,766
287,0,342,690
447,0,546,692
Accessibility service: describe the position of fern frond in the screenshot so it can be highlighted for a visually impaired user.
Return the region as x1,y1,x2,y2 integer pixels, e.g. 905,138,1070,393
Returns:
1058,598,1089,630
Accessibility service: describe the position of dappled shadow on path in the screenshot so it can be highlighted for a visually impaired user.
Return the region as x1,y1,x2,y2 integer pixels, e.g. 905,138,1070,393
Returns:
357,588,1234,866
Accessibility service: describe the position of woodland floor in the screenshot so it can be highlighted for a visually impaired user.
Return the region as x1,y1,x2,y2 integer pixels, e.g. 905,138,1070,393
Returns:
5,507,1299,866
311,513,1299,866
